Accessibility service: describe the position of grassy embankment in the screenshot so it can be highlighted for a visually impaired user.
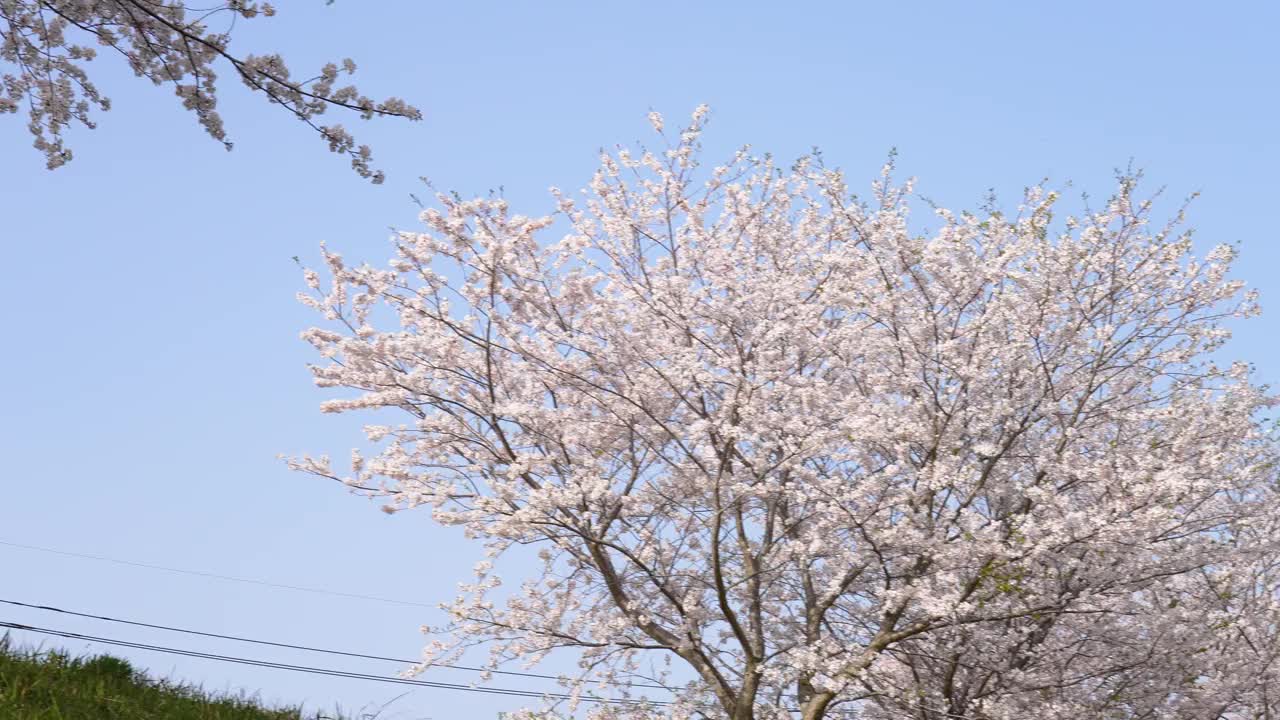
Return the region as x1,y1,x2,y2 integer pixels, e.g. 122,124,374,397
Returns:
0,638,343,719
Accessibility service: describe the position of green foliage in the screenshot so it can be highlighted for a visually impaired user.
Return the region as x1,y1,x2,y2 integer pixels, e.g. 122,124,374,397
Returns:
0,637,337,720
976,559,1029,597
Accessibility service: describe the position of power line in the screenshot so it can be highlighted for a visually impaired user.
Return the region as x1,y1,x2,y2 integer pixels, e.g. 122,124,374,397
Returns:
0,607,868,716
0,578,865,715
0,598,671,691
0,539,432,608
0,620,670,707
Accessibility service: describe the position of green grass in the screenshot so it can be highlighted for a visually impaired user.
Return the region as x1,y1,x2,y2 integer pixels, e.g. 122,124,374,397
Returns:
0,637,341,720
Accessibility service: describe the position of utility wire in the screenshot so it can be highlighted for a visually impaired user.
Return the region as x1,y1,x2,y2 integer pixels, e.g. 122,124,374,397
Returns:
0,553,888,714
0,609,868,716
0,598,671,691
0,620,669,707
0,539,432,608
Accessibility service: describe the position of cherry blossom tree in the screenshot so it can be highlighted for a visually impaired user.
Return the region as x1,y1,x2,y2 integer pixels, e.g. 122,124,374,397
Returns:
1,0,419,181
292,107,1280,719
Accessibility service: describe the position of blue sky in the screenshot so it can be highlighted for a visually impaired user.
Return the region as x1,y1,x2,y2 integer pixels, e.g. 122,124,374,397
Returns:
1,2,1277,718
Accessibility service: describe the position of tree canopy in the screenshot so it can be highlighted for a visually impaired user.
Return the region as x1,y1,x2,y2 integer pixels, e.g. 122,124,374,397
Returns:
293,109,1280,719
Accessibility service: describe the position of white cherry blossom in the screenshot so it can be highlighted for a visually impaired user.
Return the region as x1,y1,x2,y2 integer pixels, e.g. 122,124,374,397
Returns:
1,1,419,180
294,108,1280,719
